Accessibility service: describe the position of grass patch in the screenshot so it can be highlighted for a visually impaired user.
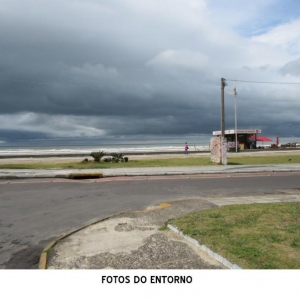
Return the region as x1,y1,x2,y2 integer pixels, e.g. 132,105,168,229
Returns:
228,155,300,165
158,225,169,231
0,154,300,169
169,202,300,269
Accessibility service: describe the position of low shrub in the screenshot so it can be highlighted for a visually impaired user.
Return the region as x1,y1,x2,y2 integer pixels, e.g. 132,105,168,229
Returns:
91,151,106,162
103,157,112,162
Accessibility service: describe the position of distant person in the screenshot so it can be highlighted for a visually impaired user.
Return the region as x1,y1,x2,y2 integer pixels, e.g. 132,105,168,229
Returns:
184,142,189,154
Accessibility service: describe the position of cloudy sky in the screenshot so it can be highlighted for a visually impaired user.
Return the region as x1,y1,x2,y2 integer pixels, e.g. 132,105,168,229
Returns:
1,0,300,144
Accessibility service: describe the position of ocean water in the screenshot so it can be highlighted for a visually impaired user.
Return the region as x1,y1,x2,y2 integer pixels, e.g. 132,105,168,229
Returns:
0,134,211,156
0,135,299,157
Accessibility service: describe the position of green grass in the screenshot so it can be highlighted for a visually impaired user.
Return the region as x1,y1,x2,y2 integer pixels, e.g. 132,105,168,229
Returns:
169,202,300,269
0,154,299,169
158,225,169,231
228,155,300,165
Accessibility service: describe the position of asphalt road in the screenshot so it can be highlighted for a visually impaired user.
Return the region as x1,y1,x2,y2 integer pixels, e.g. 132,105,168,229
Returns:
1,172,300,269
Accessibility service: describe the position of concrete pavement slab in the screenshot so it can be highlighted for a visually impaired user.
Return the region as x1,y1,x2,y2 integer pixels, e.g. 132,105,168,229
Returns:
46,198,224,269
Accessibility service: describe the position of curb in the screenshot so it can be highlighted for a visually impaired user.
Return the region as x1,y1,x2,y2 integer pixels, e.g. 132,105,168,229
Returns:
167,224,242,269
0,173,104,180
39,210,128,269
100,169,299,177
0,176,18,179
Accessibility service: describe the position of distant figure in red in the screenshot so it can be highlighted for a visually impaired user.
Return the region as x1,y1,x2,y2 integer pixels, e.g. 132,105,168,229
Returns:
184,142,189,154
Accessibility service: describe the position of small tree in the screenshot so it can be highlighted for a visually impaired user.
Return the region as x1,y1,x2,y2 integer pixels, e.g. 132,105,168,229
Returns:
91,151,106,162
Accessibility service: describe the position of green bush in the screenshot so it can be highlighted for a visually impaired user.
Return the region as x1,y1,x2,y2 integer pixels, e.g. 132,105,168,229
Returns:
91,151,106,162
103,157,112,163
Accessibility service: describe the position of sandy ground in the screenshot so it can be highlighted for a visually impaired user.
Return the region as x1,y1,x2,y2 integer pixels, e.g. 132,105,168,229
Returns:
0,149,299,164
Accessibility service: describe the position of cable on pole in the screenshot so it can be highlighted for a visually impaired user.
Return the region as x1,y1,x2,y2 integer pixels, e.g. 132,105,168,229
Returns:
225,79,300,85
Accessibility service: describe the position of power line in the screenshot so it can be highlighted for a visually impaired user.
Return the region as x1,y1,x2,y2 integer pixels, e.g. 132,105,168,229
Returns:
225,78,300,85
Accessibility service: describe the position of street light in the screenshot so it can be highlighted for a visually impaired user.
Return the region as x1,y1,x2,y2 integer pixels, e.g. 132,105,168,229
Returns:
227,85,238,153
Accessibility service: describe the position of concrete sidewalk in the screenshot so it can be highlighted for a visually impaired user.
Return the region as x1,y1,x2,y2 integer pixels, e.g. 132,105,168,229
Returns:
1,163,300,179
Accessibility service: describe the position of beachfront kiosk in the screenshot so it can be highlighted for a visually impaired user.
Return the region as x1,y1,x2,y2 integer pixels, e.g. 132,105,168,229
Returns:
212,129,262,150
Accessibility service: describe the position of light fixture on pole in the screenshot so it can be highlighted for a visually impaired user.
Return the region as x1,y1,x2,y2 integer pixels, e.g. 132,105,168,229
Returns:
227,85,238,153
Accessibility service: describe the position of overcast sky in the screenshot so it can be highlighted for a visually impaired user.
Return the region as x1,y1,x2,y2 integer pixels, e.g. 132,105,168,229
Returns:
1,0,300,144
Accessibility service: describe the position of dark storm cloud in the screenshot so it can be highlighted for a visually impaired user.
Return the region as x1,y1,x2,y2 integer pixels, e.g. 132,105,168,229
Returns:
0,0,300,140
0,129,49,142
